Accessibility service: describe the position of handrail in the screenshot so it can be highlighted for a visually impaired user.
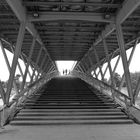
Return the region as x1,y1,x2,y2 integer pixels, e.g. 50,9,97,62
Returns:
0,78,42,112
0,71,58,112
72,70,131,100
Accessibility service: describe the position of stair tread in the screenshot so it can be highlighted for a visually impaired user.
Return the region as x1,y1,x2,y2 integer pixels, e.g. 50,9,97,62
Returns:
10,78,134,126
20,108,122,112
11,119,133,125
15,115,128,120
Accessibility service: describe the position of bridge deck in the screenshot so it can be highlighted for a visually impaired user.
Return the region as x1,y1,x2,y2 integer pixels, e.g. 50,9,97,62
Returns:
1,124,140,140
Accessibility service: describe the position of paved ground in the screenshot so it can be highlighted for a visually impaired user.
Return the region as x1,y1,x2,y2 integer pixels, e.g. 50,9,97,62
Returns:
0,124,140,140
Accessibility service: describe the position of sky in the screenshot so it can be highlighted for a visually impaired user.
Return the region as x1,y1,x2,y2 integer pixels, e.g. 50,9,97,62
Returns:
0,45,32,82
0,43,140,81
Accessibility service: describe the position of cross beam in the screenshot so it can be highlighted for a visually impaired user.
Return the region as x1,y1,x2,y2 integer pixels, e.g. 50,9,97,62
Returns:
28,12,114,23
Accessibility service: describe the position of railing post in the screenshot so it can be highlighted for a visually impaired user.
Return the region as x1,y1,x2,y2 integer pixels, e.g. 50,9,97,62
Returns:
6,21,26,105
116,23,133,104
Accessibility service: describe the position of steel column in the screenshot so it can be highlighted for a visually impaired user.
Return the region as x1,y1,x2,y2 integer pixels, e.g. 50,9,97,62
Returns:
6,22,26,105
116,23,133,103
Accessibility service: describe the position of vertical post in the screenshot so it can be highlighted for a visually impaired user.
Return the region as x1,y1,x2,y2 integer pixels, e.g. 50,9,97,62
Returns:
21,37,36,90
94,48,104,81
116,23,133,104
6,22,26,104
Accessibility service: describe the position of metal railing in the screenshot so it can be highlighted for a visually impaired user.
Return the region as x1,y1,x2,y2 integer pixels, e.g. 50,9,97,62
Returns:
0,71,58,127
72,70,131,109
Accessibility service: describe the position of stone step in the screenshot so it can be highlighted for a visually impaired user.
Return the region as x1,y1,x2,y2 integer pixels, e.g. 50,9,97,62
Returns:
10,119,133,126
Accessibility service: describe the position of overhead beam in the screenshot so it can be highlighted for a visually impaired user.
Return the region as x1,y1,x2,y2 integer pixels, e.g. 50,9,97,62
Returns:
76,0,140,69
95,0,140,46
23,1,120,8
5,0,42,44
6,0,56,70
28,12,114,23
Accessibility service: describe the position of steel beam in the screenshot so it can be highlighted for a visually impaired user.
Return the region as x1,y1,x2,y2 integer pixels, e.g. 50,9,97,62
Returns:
6,22,26,105
116,23,133,103
5,0,42,44
6,0,55,69
20,54,32,79
21,37,36,91
10,45,24,79
28,12,114,23
0,41,19,94
112,55,121,74
102,38,115,87
94,48,104,81
77,0,140,70
0,81,6,104
23,1,120,8
119,40,138,90
134,78,140,101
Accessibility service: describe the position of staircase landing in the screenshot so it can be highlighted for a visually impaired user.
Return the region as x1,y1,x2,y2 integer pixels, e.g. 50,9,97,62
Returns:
1,124,140,140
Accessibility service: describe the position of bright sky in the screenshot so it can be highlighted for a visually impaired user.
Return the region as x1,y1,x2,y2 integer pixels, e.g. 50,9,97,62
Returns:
0,43,140,81
55,61,77,75
92,43,140,80
0,45,32,82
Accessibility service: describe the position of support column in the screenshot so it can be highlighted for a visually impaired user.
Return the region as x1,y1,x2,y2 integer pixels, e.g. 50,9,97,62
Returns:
21,37,36,90
94,48,104,81
116,23,133,103
6,22,26,105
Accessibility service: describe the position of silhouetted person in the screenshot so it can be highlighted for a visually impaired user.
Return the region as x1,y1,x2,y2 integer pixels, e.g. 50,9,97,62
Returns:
66,69,67,75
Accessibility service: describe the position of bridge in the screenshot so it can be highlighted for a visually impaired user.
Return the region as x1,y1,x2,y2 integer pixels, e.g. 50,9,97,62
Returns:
1,0,140,139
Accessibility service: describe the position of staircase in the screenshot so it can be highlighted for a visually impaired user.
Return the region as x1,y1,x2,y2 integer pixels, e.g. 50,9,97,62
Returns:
10,77,133,125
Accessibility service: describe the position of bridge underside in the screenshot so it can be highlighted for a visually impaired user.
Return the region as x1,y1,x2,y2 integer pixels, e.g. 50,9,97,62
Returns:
1,0,140,135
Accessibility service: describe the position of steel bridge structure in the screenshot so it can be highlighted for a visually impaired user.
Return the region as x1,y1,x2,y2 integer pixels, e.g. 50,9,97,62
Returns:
1,0,140,136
